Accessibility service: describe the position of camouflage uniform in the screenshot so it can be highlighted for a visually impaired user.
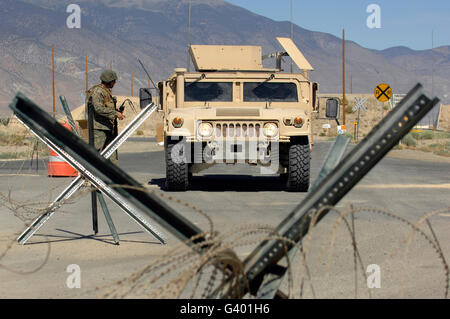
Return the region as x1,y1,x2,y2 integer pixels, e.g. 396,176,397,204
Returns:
85,83,119,165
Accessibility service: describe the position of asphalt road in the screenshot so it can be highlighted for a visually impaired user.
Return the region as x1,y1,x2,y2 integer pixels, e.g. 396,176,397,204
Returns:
0,140,449,299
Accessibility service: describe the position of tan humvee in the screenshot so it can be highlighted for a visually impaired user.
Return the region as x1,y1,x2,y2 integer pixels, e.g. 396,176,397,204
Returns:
154,37,318,191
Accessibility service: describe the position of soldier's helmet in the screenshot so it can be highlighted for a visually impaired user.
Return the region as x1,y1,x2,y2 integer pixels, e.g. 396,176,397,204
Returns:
100,70,118,83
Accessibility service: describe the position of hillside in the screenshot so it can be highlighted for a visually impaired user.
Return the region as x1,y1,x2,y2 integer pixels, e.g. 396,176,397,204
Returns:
0,0,448,122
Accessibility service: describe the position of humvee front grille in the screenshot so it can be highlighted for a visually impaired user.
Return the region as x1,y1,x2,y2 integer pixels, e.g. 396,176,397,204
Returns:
213,121,263,138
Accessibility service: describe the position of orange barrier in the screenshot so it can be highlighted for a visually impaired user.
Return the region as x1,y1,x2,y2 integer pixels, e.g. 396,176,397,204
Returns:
48,122,79,177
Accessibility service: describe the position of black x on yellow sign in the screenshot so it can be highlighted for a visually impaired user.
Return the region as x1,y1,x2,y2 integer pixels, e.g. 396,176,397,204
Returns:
374,83,393,102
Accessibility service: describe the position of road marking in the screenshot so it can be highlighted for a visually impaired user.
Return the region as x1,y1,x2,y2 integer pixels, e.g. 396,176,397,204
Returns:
247,202,293,206
357,183,450,189
0,174,40,177
0,158,41,162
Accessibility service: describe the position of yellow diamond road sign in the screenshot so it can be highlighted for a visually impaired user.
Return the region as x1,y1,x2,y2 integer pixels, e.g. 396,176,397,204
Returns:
374,83,393,102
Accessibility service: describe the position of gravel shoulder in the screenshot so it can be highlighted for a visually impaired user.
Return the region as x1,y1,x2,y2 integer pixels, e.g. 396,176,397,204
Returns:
386,148,450,163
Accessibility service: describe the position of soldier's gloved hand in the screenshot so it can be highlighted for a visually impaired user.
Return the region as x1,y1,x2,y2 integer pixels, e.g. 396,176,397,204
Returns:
117,112,125,120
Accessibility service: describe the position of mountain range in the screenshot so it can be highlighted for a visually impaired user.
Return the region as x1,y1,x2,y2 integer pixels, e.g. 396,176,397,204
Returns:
0,0,448,119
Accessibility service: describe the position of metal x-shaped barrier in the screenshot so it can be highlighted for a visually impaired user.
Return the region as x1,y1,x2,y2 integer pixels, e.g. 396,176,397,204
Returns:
16,102,168,245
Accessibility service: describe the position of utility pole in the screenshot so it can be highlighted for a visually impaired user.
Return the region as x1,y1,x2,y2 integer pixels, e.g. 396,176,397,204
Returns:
52,44,56,118
431,30,435,130
85,55,88,95
351,74,353,94
187,0,191,71
290,0,293,73
342,29,346,128
431,30,434,97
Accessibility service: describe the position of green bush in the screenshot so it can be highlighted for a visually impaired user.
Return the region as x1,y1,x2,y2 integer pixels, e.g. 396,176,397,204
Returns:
428,143,441,149
435,150,450,157
401,133,417,147
0,151,28,159
0,131,29,146
345,105,354,114
409,131,421,140
411,130,450,140
420,130,435,140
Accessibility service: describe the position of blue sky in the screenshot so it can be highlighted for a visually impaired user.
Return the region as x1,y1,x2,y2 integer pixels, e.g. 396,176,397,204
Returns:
225,0,450,51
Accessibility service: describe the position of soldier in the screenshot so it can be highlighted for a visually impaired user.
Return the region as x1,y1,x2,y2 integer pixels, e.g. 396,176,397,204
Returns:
85,70,125,165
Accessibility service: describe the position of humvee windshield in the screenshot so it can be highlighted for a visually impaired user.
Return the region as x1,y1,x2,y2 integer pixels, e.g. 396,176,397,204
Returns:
244,82,298,102
185,82,232,102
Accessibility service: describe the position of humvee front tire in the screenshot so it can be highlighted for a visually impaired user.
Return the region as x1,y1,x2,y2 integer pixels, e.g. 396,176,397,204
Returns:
286,141,310,192
165,138,189,191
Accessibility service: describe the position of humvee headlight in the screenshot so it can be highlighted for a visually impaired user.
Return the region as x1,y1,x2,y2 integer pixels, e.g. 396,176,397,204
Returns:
293,116,304,128
198,122,213,137
263,123,278,137
172,117,184,128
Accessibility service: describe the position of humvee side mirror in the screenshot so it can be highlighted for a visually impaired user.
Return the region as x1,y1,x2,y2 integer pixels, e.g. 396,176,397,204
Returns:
326,98,339,119
139,88,152,110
